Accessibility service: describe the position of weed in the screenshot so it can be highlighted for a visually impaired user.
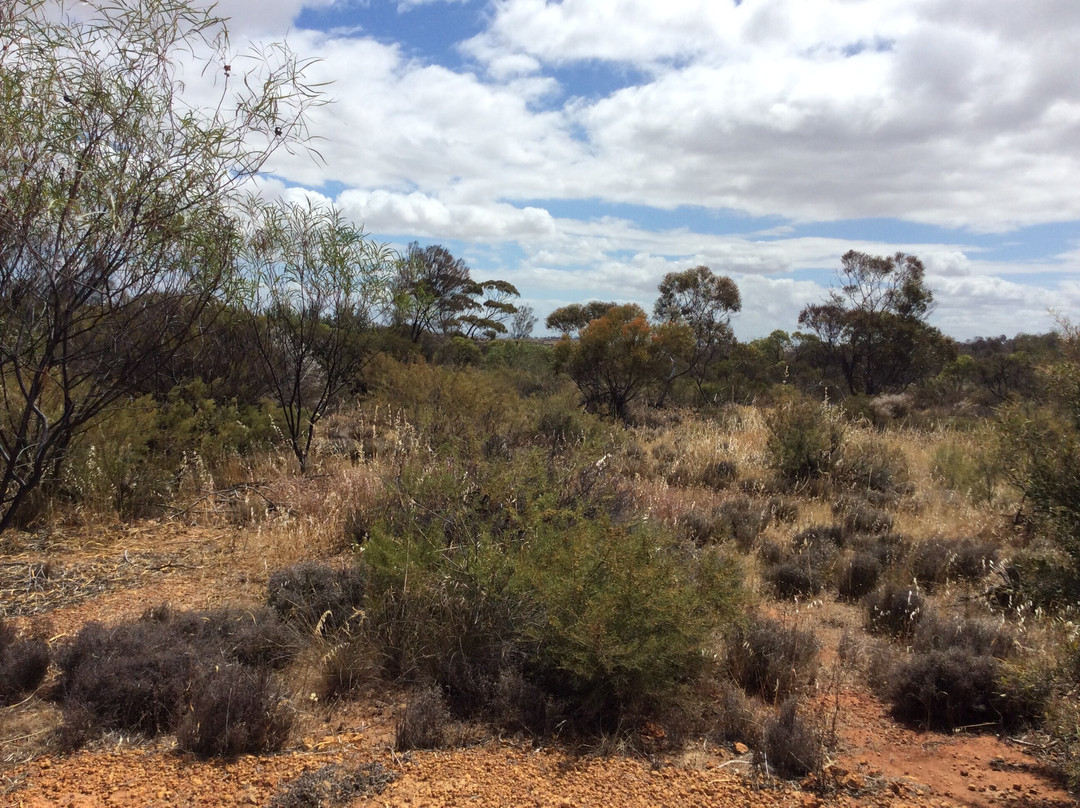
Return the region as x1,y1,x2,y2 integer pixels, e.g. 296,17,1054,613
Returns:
268,762,396,808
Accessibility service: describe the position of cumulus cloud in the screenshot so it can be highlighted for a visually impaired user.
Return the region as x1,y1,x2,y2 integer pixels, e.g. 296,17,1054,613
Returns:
193,0,1079,339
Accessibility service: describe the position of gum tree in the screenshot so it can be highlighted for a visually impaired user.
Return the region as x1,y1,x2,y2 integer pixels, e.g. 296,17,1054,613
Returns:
797,251,952,396
653,265,741,405
0,0,322,531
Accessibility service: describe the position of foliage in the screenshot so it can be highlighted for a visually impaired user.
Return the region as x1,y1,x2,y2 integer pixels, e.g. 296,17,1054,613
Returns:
0,0,321,531
240,199,394,473
997,320,1080,578
544,301,616,336
556,304,694,421
797,251,952,396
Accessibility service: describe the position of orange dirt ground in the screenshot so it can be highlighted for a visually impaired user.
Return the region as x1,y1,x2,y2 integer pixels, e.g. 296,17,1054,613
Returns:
1,523,1075,808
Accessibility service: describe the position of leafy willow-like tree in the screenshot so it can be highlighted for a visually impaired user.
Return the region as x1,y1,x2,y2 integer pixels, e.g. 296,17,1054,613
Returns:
240,200,394,474
0,0,322,532
797,251,952,396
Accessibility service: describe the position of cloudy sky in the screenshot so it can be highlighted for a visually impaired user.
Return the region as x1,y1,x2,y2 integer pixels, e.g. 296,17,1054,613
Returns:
212,0,1079,340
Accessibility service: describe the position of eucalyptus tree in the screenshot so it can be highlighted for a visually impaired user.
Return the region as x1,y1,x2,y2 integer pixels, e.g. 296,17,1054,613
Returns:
240,200,394,474
0,0,322,531
653,266,741,404
798,251,952,396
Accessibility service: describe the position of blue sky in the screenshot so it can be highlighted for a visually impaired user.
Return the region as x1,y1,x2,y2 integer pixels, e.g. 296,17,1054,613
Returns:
218,0,1080,340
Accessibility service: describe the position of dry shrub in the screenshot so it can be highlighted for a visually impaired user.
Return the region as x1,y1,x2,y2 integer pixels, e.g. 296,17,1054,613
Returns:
54,621,195,737
756,699,823,779
701,459,739,490
912,613,1014,658
395,685,450,751
832,495,894,535
849,531,909,568
268,762,396,808
727,617,819,703
318,637,377,700
885,648,1000,731
909,538,998,592
176,664,292,758
835,552,882,601
865,584,925,639
765,560,823,600
707,680,761,747
54,605,301,748
267,561,367,633
836,437,911,497
0,620,50,705
716,496,768,550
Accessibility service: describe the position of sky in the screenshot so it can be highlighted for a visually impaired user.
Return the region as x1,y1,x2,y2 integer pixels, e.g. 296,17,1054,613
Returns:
209,0,1079,341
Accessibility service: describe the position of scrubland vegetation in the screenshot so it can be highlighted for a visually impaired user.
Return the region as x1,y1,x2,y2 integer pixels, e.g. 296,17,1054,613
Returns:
3,0,1080,800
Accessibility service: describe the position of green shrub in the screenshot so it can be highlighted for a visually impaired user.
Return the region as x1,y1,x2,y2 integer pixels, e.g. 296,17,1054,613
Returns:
359,447,742,734
931,437,999,504
837,438,911,497
765,393,845,483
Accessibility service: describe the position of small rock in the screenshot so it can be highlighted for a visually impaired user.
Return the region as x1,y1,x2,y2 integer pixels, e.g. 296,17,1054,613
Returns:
733,742,749,755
